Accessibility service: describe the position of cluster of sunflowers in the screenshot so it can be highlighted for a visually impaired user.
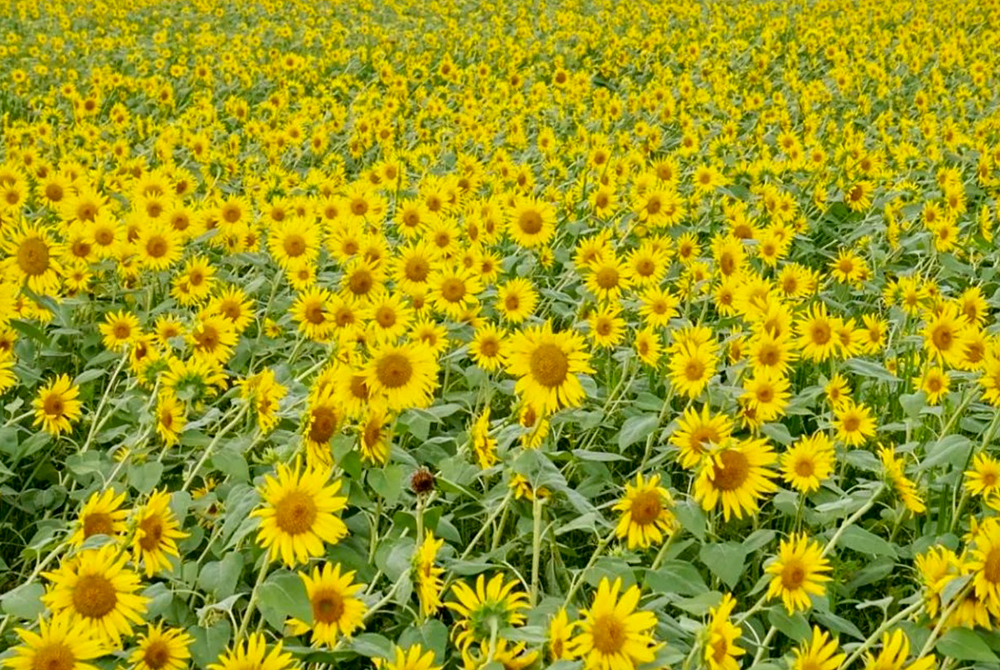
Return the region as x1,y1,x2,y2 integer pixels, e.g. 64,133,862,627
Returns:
6,0,1000,670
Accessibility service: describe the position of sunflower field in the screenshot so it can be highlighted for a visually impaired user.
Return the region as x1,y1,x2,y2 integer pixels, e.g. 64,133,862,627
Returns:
6,1,1000,670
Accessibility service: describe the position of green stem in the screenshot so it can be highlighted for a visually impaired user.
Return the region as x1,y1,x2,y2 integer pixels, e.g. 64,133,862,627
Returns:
837,599,924,670
563,527,616,607
822,484,884,558
181,403,248,492
530,496,544,606
80,350,129,453
460,491,513,560
236,558,271,640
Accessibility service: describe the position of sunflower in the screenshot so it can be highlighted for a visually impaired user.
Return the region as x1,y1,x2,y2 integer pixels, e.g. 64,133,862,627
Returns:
188,313,238,364
155,391,186,446
129,624,193,670
288,563,367,647
588,304,626,349
585,255,632,303
136,222,183,271
670,405,733,470
832,399,876,446
740,368,790,423
965,453,1000,498
365,342,439,411
292,287,336,341
703,593,744,670
41,545,149,646
69,489,128,547
3,221,65,296
791,627,845,670
414,532,445,619
377,645,441,670
614,473,677,549
765,533,831,613
921,303,969,368
429,265,483,319
862,630,935,670
469,322,507,372
33,374,82,436
638,287,679,328
505,321,593,414
5,614,107,670
496,278,538,324
392,240,438,294
915,366,950,404
781,433,836,493
269,217,321,270
507,196,556,248
364,290,414,342
797,303,839,362
132,489,188,577
445,573,529,658
694,438,778,521
633,327,662,368
879,445,926,514
547,608,577,662
253,459,349,567
206,286,255,333
569,577,660,670
358,405,392,465
667,341,717,399
207,634,296,670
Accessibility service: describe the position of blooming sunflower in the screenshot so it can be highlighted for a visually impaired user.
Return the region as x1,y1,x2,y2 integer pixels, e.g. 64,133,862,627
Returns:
879,445,926,514
832,399,877,446
253,460,349,567
495,277,538,324
471,408,497,469
99,310,141,351
33,374,82,436
428,264,482,319
791,627,845,670
129,623,193,670
547,608,577,662
69,489,128,547
694,438,778,521
862,630,935,670
207,634,296,670
670,405,733,470
155,391,186,446
132,489,188,577
965,453,1000,498
365,342,439,411
41,545,149,646
505,321,593,414
469,322,507,372
613,473,677,549
569,577,659,670
780,433,836,493
288,563,367,647
507,197,556,249
797,303,839,362
667,341,717,399
765,533,831,613
377,645,441,670
3,221,65,296
5,614,107,670
414,532,445,618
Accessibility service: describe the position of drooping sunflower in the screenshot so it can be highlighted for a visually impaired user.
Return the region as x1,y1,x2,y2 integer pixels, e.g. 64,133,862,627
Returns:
132,489,188,577
365,342,439,411
207,634,296,670
781,433,836,493
357,405,392,465
33,374,82,436
505,321,593,414
3,221,65,296
288,563,367,647
129,623,193,670
413,532,444,619
445,573,529,659
790,627,845,670
253,460,349,567
41,545,149,646
569,577,660,670
613,473,677,549
765,533,831,613
69,489,128,547
694,438,778,521
5,614,107,670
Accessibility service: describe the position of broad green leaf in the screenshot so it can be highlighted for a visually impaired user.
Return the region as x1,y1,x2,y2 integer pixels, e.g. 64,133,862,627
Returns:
699,542,748,589
646,560,709,596
617,414,659,451
936,628,999,663
258,570,312,630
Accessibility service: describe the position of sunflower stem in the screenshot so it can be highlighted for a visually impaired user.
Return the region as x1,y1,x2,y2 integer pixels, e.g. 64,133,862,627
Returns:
752,624,778,665
649,530,677,572
563,527,616,607
916,581,972,659
460,490,513,561
821,483,883,558
530,495,544,606
237,558,271,640
80,349,130,454
181,403,248,492
837,598,925,670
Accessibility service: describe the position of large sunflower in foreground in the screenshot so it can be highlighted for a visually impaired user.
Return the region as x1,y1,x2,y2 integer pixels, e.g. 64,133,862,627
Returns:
41,545,149,646
253,460,349,567
207,634,296,670
569,577,660,670
505,321,593,415
365,342,439,411
5,614,107,670
288,563,367,647
694,438,778,521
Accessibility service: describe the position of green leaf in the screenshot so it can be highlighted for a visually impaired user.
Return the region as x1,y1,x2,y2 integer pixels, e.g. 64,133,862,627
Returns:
617,414,659,451
921,434,972,471
844,358,898,383
198,553,244,599
0,582,46,619
129,461,164,494
673,500,706,541
699,542,748,589
211,447,249,483
189,621,231,670
646,560,709,596
351,633,395,658
258,571,312,630
936,628,999,663
368,465,405,506
768,608,811,642
838,526,897,558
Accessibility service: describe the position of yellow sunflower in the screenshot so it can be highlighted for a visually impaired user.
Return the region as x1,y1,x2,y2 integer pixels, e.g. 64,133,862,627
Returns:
69,489,128,547
791,627,845,670
765,533,831,613
569,577,660,670
288,563,367,647
613,473,677,549
365,342,439,411
33,374,82,436
505,321,593,414
704,593,744,670
207,634,296,670
132,489,188,577
5,614,107,670
129,623,193,670
41,545,149,646
694,438,778,521
253,459,349,567
3,221,65,296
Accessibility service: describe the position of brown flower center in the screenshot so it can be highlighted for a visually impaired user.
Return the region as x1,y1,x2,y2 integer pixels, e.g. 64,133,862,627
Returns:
518,210,543,235
529,343,568,387
138,514,165,551
82,512,114,538
31,643,75,670
143,640,172,670
274,489,318,535
283,234,306,257
780,559,806,590
376,352,413,388
712,450,750,492
439,277,466,303
312,588,345,623
72,574,118,618
590,614,626,654
629,490,663,526
17,237,50,276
